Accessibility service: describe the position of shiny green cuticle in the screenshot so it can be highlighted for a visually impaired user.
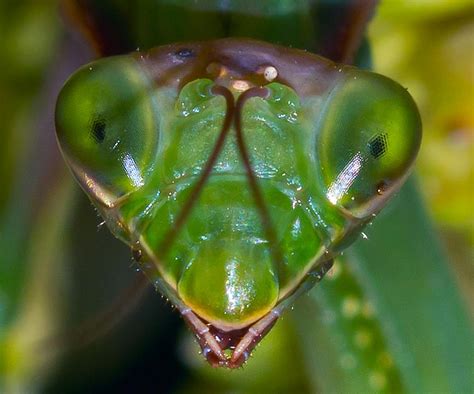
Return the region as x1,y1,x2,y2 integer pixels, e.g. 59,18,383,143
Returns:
55,39,421,358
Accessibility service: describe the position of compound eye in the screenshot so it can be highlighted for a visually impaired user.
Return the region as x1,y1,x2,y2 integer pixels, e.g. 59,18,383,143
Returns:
318,70,422,218
55,56,160,205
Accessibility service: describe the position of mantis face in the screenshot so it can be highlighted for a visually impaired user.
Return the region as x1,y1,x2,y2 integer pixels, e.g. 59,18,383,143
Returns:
55,38,421,368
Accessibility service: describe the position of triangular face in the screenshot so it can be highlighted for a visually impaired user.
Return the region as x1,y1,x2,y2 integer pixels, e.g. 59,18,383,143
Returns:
55,38,421,368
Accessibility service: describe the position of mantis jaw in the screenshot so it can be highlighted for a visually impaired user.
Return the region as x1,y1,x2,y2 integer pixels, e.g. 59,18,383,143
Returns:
182,307,279,368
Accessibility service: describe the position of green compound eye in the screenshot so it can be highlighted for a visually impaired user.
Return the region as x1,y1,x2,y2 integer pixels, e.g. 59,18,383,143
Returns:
55,56,160,205
318,70,422,218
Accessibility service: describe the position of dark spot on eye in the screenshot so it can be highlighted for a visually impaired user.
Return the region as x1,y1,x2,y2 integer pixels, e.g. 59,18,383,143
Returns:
368,133,388,159
376,180,388,195
91,117,106,143
175,48,195,59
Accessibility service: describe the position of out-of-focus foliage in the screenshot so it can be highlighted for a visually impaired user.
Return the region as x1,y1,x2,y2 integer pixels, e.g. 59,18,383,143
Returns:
0,0,66,388
0,0,60,207
0,1,472,393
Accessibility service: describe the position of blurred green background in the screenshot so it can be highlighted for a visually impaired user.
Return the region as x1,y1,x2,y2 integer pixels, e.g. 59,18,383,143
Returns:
0,1,472,393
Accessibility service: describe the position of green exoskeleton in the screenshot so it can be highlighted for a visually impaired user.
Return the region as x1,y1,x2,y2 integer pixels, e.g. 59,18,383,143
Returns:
55,38,421,368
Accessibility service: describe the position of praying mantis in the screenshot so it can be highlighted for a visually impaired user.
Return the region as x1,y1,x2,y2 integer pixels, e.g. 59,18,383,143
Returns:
55,11,422,368
1,1,471,392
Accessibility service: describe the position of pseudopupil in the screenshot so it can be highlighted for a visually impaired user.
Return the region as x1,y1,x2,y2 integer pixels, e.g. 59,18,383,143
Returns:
368,133,388,159
91,117,106,143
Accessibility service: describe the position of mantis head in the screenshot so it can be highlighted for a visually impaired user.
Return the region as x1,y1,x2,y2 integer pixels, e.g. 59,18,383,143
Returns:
55,38,421,367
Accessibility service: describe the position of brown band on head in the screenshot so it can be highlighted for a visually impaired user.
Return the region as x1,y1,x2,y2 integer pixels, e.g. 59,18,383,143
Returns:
234,87,285,272
139,38,343,98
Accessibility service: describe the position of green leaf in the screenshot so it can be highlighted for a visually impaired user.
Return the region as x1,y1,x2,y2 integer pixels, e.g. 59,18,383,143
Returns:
294,178,473,393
